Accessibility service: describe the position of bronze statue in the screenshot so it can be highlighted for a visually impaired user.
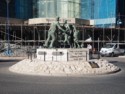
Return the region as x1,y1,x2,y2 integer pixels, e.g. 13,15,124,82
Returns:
73,25,80,48
44,17,80,48
44,17,65,48
63,20,71,47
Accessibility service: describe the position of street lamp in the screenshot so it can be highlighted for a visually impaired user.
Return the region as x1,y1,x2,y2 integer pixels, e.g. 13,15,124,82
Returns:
6,0,11,43
117,18,122,43
5,0,12,56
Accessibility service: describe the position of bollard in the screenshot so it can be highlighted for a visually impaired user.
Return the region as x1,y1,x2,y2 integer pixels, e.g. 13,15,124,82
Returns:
33,53,36,58
67,52,68,61
44,52,45,61
52,56,53,61
30,52,32,62
98,51,100,59
27,52,29,59
56,51,57,62
86,51,87,61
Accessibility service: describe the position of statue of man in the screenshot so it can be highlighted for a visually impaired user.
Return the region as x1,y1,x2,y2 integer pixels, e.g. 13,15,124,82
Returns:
44,17,66,48
63,20,71,47
73,25,80,48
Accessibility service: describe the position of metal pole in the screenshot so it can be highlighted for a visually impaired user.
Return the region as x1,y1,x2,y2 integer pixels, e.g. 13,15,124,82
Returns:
117,24,120,43
92,27,94,50
103,25,105,46
67,52,68,61
36,26,40,46
34,27,36,48
124,30,125,43
44,52,45,61
98,38,99,52
98,38,100,59
110,13,113,43
118,27,120,43
45,24,47,40
111,28,112,42
15,32,16,42
21,24,23,48
117,15,122,43
83,27,84,46
4,24,6,41
86,51,87,61
6,0,11,50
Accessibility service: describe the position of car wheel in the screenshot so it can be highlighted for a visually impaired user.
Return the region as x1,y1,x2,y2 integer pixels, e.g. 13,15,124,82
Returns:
101,55,104,57
110,53,114,57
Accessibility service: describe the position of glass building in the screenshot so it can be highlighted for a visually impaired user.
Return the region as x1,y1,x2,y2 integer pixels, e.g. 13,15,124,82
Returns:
0,0,125,26
81,0,93,19
81,0,117,27
33,0,81,18
0,0,15,18
15,0,33,19
94,0,116,27
0,0,33,20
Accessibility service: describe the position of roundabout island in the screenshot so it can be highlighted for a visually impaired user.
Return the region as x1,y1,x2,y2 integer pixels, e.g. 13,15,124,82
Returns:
9,17,120,77
9,58,120,77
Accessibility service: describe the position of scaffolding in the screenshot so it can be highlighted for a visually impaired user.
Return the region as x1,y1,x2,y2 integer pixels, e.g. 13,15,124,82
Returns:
0,24,125,52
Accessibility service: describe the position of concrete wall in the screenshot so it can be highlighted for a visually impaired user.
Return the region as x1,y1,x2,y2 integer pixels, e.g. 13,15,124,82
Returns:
28,18,90,25
0,17,24,24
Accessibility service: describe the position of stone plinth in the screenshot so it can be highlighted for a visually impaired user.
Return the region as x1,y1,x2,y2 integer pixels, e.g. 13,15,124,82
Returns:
9,59,120,76
37,48,89,62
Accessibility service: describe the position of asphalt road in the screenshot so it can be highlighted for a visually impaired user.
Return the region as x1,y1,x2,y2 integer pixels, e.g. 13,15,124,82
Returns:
0,57,125,94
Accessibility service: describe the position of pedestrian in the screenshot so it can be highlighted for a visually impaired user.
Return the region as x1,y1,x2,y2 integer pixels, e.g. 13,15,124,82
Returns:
87,44,92,59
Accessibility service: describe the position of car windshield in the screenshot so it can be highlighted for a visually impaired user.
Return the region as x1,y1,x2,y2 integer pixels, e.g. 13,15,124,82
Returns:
103,44,114,48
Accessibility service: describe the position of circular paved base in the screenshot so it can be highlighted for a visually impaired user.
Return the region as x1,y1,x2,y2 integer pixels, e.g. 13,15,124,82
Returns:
9,59,120,76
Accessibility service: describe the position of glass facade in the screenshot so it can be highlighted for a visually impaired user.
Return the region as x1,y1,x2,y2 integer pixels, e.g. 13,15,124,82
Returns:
0,0,15,18
33,0,81,18
94,0,116,27
0,0,124,27
81,0,93,19
0,0,33,20
81,0,117,27
0,0,7,17
94,0,116,19
15,0,33,19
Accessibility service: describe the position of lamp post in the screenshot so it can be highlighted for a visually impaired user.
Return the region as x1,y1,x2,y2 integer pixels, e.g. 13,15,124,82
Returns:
6,0,11,45
117,18,122,43
5,0,11,56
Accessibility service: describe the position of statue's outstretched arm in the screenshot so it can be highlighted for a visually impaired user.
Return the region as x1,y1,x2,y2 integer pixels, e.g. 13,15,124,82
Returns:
57,24,65,32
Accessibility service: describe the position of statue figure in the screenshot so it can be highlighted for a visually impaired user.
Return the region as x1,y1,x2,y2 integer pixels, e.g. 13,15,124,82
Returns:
63,20,71,47
73,25,80,48
62,20,74,48
44,17,66,48
69,25,74,48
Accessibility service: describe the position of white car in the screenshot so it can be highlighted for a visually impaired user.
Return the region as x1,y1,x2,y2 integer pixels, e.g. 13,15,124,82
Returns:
100,43,125,57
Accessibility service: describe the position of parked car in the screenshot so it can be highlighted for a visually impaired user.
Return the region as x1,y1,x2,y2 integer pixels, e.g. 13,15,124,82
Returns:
100,43,125,57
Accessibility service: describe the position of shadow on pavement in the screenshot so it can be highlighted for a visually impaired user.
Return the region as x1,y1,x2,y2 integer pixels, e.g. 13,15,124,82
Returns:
0,59,21,63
